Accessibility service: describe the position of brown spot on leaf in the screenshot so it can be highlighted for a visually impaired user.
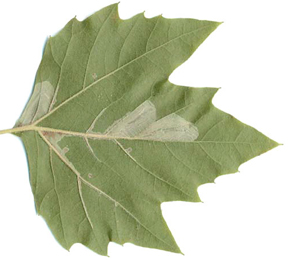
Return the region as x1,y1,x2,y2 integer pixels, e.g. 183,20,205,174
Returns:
42,131,64,141
92,73,97,81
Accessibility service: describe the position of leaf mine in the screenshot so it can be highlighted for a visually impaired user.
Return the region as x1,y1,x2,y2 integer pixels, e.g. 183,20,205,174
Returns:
0,3,279,257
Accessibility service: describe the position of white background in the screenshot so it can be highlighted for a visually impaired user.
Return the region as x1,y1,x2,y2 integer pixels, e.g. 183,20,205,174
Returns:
0,0,287,259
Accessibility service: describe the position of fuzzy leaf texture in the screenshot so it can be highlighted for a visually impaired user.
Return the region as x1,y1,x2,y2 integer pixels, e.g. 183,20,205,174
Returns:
2,3,279,256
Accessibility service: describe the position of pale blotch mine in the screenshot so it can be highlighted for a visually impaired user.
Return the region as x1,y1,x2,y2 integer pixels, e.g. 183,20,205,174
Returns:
104,100,156,138
44,132,67,157
102,100,199,142
17,81,54,126
138,113,199,142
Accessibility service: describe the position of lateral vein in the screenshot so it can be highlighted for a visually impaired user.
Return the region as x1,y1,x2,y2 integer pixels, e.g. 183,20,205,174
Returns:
39,131,175,249
32,24,216,126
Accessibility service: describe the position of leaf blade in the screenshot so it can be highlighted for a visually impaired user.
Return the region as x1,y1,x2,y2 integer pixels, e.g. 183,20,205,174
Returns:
15,3,279,256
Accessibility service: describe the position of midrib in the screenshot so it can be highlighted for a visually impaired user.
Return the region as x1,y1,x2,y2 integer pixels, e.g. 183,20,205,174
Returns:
0,124,260,145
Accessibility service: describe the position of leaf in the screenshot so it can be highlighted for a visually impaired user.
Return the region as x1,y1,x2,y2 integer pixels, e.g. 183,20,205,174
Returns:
0,3,279,256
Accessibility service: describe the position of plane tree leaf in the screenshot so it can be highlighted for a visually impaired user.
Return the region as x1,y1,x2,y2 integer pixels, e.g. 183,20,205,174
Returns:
0,3,279,256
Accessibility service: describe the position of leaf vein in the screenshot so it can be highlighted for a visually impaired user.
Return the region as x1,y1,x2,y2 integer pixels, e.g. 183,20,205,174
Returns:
33,24,216,126
49,147,68,247
114,139,194,199
39,131,176,250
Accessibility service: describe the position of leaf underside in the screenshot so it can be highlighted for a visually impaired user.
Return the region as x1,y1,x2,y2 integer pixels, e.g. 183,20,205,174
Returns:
15,3,278,256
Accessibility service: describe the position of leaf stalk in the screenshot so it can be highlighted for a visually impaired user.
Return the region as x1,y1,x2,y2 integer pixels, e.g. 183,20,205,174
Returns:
0,125,34,136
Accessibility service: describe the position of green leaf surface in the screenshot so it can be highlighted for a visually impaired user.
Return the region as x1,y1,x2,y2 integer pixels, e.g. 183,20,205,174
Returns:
0,3,278,256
